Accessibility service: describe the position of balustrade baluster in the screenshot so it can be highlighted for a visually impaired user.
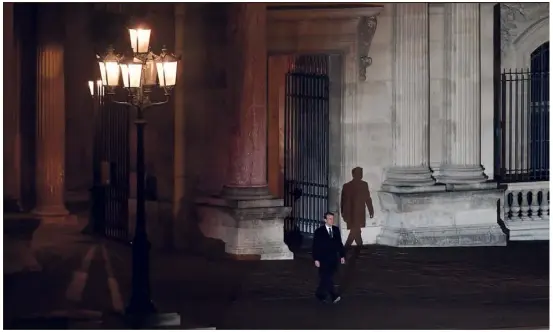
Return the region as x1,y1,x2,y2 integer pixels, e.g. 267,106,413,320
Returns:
520,189,531,220
540,189,550,219
529,189,541,220
511,190,521,221
504,191,513,221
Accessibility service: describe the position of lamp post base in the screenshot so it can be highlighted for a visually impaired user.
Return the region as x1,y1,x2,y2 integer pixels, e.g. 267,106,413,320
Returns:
125,298,182,327
124,312,182,328
125,298,156,316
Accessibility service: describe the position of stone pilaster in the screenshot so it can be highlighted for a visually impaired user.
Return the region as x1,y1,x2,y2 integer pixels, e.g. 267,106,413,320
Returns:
439,3,488,184
383,4,435,189
223,3,269,198
33,4,69,217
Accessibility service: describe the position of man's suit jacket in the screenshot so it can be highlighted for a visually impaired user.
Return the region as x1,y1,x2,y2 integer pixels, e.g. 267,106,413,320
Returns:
312,225,345,267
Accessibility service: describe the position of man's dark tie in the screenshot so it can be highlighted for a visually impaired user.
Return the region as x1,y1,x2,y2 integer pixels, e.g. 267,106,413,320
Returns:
329,227,333,238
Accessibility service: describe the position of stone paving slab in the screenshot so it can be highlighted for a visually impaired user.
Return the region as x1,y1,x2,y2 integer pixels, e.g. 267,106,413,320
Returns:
3,219,550,329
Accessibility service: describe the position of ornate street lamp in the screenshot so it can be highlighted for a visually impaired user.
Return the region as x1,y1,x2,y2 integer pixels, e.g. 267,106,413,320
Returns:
95,27,180,325
84,79,104,236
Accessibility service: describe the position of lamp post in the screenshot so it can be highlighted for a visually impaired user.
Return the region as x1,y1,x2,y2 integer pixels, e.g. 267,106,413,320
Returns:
95,27,179,319
85,80,104,235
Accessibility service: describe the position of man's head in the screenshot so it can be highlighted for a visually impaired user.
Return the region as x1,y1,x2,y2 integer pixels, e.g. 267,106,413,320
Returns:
324,212,335,226
352,167,363,180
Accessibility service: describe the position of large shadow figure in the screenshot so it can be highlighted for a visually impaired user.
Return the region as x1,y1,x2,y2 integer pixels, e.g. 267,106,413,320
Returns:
341,167,374,248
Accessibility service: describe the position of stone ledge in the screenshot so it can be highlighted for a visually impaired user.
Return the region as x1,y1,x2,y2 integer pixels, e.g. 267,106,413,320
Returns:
379,187,504,213
444,181,500,192
377,225,506,247
506,220,550,241
197,196,284,209
377,187,507,247
381,184,446,194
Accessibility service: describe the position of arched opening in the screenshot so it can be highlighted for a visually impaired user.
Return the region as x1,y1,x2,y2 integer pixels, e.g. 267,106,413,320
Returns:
530,42,549,178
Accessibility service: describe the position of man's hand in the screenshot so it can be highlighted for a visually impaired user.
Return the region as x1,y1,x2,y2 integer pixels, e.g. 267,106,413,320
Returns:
340,257,346,264
314,260,320,268
369,211,374,219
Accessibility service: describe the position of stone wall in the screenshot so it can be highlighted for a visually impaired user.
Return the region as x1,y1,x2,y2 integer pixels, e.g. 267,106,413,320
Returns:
353,5,393,243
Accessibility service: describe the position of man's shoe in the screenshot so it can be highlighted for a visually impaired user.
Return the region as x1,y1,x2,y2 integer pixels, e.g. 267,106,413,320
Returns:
315,294,327,303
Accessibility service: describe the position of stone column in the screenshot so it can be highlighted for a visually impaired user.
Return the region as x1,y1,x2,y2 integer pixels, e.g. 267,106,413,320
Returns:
222,3,270,198
383,4,435,188
33,4,69,217
196,4,292,260
440,3,488,183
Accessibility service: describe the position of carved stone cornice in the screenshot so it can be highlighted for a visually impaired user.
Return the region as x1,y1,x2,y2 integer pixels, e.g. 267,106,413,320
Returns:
267,5,383,21
358,15,378,81
500,2,549,55
267,5,383,82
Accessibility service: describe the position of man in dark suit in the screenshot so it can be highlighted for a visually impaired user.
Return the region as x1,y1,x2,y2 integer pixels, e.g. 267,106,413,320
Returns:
312,212,345,304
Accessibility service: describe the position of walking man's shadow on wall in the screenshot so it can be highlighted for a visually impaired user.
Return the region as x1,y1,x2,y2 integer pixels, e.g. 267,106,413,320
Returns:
339,167,375,295
341,167,374,251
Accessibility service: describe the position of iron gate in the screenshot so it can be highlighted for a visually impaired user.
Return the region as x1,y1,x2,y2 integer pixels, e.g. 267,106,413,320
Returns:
495,42,549,183
91,91,131,242
284,55,330,236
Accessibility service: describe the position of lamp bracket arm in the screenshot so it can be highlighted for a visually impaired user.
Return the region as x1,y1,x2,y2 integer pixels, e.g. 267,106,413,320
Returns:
143,95,170,111
111,100,133,107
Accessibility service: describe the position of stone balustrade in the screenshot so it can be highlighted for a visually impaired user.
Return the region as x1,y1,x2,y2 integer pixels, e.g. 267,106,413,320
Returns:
501,181,549,241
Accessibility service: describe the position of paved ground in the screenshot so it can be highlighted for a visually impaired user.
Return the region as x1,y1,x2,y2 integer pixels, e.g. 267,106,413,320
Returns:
3,214,550,329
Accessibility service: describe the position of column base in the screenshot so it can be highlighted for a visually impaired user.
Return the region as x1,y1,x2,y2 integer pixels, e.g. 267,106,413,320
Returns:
383,166,435,187
32,205,69,218
377,186,506,247
221,185,272,200
438,164,488,184
195,193,293,260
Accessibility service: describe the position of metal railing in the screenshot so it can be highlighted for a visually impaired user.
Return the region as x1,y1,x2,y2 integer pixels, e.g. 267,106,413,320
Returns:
495,68,549,183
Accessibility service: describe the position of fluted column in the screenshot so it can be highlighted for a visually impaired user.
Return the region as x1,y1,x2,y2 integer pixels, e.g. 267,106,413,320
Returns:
223,4,269,198
440,3,487,183
383,4,434,188
33,4,69,217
